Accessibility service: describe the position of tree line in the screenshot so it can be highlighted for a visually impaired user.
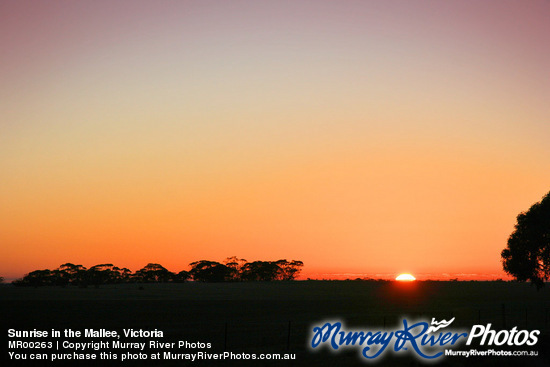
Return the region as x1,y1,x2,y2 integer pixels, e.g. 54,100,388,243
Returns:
11,257,304,287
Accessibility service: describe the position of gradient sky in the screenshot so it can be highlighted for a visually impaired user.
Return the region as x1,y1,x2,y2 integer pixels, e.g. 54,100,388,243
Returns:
1,0,549,280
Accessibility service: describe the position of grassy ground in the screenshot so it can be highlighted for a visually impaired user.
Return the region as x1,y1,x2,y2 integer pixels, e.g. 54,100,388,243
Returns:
2,281,549,366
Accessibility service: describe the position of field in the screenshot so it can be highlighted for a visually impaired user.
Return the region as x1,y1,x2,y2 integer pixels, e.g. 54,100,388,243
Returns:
2,281,550,366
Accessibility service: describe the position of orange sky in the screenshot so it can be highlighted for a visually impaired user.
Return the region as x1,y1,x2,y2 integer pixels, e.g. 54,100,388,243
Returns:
1,1,549,281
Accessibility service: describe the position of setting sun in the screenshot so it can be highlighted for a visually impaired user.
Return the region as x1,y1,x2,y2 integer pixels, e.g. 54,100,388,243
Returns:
396,273,416,281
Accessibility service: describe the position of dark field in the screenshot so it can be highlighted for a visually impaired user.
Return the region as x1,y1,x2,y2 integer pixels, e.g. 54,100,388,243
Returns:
2,281,550,366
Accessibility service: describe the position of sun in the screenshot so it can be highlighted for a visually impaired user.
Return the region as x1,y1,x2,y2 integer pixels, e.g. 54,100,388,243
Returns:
395,273,416,281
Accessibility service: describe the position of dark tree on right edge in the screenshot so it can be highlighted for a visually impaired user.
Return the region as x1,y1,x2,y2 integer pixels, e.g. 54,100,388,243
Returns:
501,190,550,289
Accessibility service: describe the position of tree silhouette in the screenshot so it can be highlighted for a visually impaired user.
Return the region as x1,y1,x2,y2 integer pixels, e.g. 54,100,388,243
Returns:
240,261,281,281
134,263,174,283
501,191,550,289
276,260,304,280
224,256,247,281
87,264,117,287
239,260,303,281
173,270,190,283
118,267,133,283
13,270,54,287
189,260,234,282
58,263,87,286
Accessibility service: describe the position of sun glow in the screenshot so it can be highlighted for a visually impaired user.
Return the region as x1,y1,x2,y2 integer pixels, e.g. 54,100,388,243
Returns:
395,273,416,281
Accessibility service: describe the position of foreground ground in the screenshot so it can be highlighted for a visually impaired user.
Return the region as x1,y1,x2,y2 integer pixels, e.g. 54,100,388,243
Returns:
1,281,549,366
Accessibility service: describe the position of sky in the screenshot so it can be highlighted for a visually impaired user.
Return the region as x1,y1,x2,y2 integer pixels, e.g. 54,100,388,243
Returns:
1,0,549,281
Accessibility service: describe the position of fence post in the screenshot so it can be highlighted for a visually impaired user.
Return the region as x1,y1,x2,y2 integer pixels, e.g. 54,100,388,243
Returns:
224,322,228,351
501,304,506,328
287,321,291,350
